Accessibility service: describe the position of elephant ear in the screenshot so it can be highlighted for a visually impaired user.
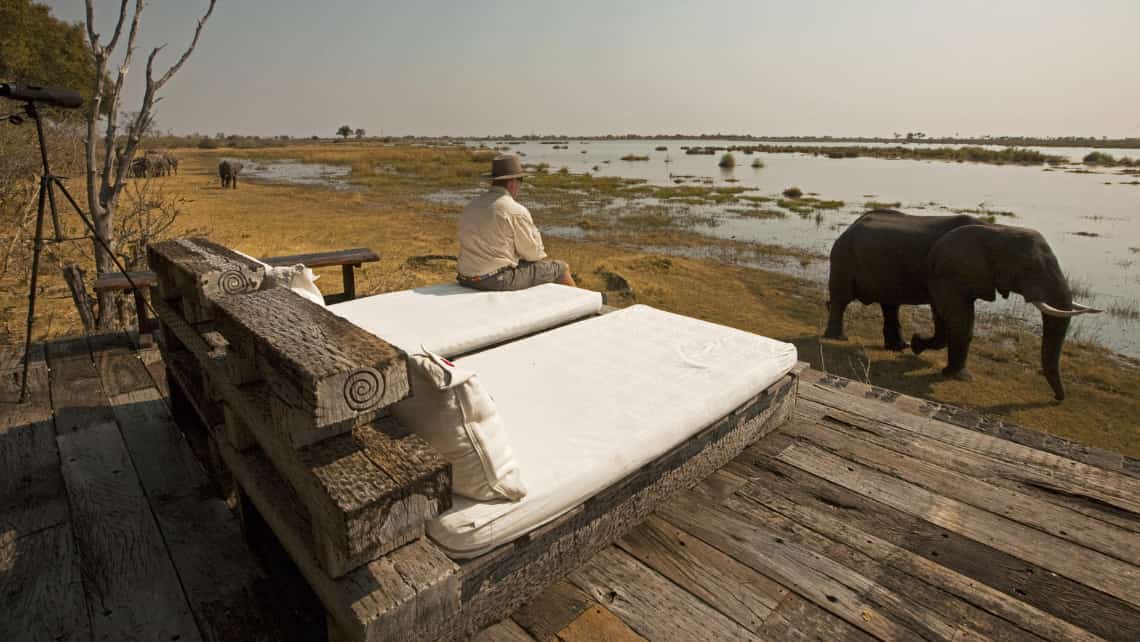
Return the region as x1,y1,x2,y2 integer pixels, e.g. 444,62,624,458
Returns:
929,226,999,301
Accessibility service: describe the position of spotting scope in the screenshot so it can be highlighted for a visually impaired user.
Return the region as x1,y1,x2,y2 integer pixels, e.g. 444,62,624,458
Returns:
0,83,84,109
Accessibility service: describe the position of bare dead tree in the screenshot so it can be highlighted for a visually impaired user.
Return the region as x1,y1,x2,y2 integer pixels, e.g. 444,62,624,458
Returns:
82,0,216,327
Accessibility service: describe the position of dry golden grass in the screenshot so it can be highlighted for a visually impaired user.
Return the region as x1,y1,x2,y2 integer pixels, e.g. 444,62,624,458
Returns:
9,145,1138,457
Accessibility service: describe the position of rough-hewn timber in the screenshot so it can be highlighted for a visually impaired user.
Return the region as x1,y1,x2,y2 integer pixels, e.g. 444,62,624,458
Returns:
156,298,450,578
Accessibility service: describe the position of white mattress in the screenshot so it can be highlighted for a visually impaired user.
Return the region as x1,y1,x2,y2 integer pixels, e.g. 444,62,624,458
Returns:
428,304,798,558
327,283,602,356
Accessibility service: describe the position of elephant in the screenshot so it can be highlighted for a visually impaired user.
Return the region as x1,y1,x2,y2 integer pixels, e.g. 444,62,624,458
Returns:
130,154,168,178
824,209,1100,400
218,160,243,189
156,150,178,175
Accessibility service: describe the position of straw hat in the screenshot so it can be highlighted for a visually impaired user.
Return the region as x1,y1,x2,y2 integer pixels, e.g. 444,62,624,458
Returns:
484,154,530,180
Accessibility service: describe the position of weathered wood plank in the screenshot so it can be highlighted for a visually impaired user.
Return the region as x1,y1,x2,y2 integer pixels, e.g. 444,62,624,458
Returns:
800,380,1140,503
796,399,1140,534
757,593,878,642
210,434,460,642
735,459,1104,641
567,546,755,641
212,287,410,446
799,368,1137,475
511,580,595,641
471,618,536,642
148,237,265,323
658,487,981,641
1,350,65,536
108,385,305,641
616,515,787,633
0,341,44,374
556,604,648,642
775,440,1140,610
0,523,91,642
56,422,201,642
45,338,120,437
90,332,157,397
732,438,1140,642
720,480,1028,641
786,414,1140,565
0,345,91,642
448,374,797,640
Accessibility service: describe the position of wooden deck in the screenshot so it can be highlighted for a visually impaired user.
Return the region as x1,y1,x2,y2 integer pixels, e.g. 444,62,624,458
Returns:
2,334,1138,641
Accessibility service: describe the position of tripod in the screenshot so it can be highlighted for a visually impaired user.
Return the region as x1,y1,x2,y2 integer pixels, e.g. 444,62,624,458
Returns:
10,100,140,403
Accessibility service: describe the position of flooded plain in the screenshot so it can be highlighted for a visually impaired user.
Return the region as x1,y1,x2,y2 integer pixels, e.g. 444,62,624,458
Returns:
240,159,354,189
248,141,1140,357
500,140,1140,357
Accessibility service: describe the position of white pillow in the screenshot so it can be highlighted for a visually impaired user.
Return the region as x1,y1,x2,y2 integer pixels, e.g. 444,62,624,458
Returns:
233,249,326,307
392,350,526,502
263,264,326,307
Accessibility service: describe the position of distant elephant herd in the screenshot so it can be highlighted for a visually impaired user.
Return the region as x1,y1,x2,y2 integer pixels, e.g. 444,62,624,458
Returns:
129,150,179,177
127,151,244,190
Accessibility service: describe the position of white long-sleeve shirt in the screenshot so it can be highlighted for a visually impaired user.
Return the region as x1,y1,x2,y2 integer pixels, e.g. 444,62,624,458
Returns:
457,186,547,277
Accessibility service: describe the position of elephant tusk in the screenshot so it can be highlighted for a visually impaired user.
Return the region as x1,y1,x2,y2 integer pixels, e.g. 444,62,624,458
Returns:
1032,301,1102,317
1071,301,1103,313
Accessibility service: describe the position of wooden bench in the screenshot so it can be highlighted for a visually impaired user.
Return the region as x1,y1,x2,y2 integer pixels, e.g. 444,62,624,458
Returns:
94,247,379,336
148,237,799,641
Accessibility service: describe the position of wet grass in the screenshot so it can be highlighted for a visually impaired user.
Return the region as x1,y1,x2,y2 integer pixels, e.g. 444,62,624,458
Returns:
685,143,1068,166
620,154,650,161
1083,151,1137,167
952,205,1016,219
1106,298,1140,320
1067,275,1094,300
729,207,786,219
864,200,901,209
718,153,736,168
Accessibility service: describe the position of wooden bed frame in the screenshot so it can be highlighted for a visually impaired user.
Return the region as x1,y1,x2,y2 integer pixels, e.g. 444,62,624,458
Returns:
148,238,800,641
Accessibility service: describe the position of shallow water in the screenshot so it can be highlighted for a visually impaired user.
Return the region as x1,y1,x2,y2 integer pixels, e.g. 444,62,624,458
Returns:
241,159,355,190
498,140,1140,357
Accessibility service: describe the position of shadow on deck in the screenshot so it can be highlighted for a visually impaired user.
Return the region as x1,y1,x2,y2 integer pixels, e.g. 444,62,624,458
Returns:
2,333,1138,641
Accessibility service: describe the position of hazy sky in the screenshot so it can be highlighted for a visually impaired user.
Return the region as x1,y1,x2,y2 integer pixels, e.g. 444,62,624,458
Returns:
43,0,1140,138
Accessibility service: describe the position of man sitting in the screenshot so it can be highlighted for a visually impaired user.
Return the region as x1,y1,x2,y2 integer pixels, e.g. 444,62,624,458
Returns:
457,155,576,291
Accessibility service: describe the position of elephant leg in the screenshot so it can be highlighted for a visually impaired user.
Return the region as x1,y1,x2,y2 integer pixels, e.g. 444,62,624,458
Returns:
938,294,975,381
823,299,849,340
911,307,948,354
880,304,908,351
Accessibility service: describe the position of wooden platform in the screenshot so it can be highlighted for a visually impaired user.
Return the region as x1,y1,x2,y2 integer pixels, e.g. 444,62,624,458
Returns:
2,335,1138,641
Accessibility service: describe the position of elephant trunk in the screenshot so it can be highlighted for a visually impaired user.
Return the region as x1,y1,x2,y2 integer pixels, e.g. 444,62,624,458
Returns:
1040,314,1070,401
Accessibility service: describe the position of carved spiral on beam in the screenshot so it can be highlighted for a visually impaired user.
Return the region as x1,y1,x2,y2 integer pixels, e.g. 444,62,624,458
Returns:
344,368,385,411
218,269,252,295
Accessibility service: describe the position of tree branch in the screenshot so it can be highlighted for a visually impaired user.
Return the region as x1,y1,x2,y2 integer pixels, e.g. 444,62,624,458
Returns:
104,0,133,53
153,0,217,91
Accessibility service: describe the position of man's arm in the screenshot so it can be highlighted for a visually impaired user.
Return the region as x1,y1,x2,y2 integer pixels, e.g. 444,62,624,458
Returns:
510,204,547,262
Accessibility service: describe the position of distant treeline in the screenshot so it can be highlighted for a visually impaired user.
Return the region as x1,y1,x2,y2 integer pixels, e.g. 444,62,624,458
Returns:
467,134,1140,150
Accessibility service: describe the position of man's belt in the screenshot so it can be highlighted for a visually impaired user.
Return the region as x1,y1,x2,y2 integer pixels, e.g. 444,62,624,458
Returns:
457,265,511,283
